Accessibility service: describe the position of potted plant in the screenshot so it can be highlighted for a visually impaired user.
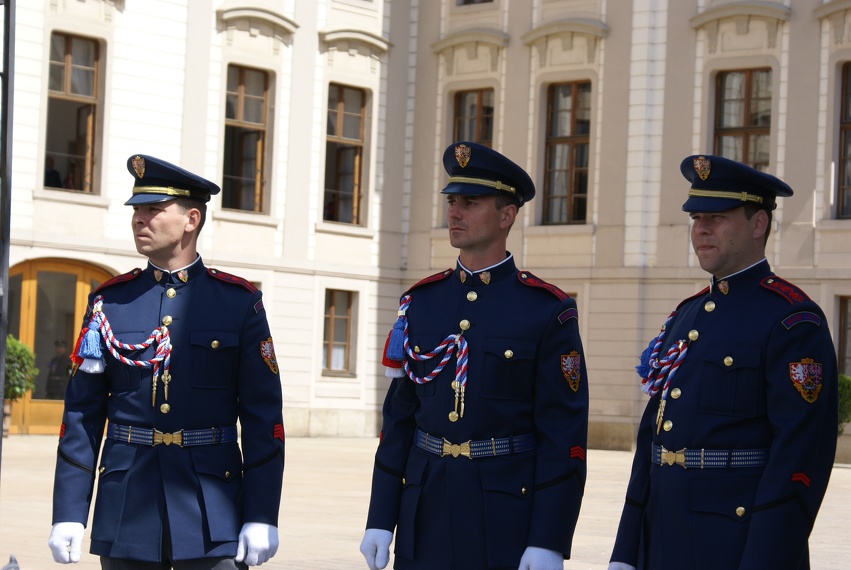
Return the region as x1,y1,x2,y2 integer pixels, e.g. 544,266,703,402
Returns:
3,335,38,437
839,374,851,436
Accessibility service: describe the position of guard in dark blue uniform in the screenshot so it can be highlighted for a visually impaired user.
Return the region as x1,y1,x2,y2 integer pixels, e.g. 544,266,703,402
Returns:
360,142,589,570
48,155,285,568
609,155,838,570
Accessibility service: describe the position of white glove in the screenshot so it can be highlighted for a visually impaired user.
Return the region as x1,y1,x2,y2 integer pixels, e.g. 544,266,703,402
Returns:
235,522,278,566
48,522,84,564
608,563,637,570
518,546,563,570
359,528,393,570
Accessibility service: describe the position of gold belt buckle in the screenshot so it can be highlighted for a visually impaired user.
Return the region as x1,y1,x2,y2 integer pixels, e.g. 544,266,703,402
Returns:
152,429,183,447
660,446,686,468
441,438,471,459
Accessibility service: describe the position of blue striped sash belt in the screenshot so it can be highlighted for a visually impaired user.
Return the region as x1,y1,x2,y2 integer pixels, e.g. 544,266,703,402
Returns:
107,423,238,447
415,428,535,459
652,443,768,469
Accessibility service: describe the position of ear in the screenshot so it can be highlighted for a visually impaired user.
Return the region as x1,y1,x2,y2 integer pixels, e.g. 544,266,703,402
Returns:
185,207,202,233
751,208,769,240
499,203,518,230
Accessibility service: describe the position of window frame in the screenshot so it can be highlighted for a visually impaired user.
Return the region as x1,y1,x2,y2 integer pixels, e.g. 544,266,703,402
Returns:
838,63,851,219
45,31,100,194
324,83,367,225
322,289,354,374
543,81,591,225
222,64,270,213
453,88,494,147
713,68,772,170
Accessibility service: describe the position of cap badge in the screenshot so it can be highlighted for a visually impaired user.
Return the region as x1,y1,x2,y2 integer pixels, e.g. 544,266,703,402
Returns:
455,144,471,168
693,156,711,180
131,155,146,179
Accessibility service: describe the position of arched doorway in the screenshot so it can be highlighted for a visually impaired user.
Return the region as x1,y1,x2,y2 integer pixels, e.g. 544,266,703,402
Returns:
7,258,114,434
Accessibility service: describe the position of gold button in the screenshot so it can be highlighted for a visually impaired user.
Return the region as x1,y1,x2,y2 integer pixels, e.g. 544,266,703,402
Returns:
402,477,406,485
736,506,746,517
688,329,699,341
663,420,673,431
166,288,176,298
160,403,170,414
704,300,715,312
504,349,514,359
414,346,420,354
99,466,105,475
162,315,173,326
211,340,220,349
671,387,682,399
466,291,478,301
459,319,470,330
724,356,733,367
521,487,528,496
225,471,231,479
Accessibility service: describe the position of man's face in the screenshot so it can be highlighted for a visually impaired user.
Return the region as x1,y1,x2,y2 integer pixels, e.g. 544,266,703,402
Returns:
446,194,514,254
131,200,192,266
689,206,766,279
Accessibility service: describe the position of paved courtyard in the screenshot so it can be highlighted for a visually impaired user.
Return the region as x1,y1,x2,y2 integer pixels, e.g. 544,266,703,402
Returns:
1,435,848,569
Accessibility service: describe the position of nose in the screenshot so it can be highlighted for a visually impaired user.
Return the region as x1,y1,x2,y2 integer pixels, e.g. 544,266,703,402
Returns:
447,200,461,221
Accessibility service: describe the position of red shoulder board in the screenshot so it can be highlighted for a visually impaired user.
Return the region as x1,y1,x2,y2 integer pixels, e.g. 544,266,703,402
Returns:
405,268,453,294
676,286,710,310
518,271,569,301
761,276,810,304
208,268,259,293
93,268,143,294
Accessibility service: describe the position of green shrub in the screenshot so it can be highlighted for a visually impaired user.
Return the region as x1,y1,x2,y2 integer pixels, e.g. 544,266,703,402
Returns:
839,374,851,437
3,335,38,401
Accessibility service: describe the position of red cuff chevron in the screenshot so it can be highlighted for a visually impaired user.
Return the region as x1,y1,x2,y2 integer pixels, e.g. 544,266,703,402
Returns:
569,445,586,461
273,423,285,442
791,472,811,487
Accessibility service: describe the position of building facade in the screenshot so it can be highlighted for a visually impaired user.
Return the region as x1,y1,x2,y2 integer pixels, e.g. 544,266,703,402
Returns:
6,0,851,454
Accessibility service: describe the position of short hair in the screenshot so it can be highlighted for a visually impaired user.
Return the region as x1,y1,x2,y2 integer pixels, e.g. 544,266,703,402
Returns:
742,203,772,243
175,198,207,235
493,193,520,210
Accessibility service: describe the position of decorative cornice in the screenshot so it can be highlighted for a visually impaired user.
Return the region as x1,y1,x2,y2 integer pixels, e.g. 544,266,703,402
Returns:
690,1,790,52
814,0,851,45
432,28,509,74
319,29,392,54
522,18,608,65
217,3,299,36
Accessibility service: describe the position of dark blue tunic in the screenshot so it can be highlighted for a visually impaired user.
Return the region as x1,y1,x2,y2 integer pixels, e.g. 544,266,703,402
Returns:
367,256,589,569
52,258,285,562
611,260,838,569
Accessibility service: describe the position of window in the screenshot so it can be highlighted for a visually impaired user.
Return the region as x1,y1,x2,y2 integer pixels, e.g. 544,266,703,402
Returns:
223,65,269,212
838,64,851,218
323,289,353,373
454,89,494,146
544,82,591,224
45,32,99,193
324,84,366,224
840,297,851,375
714,68,772,170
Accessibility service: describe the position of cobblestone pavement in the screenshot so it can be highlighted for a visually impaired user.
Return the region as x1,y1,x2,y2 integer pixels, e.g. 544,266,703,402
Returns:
1,435,849,569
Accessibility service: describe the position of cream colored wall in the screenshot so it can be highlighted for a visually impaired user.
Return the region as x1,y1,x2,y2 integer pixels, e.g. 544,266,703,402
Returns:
8,0,851,445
